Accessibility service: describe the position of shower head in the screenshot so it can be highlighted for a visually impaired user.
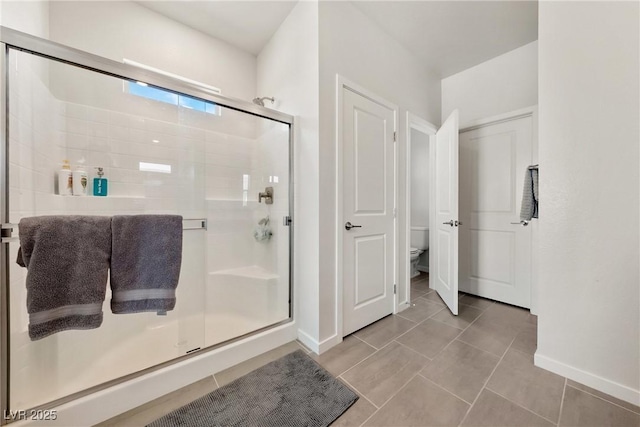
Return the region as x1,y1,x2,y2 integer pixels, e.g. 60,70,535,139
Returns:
252,96,275,107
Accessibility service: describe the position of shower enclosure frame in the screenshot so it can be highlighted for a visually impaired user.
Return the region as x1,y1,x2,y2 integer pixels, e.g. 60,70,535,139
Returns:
0,26,295,423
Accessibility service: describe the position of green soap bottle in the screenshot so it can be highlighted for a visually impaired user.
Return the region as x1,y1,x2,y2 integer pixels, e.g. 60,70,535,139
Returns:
93,167,108,196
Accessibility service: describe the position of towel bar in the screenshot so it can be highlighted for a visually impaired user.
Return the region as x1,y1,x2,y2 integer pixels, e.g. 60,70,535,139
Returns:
1,219,206,243
183,218,207,231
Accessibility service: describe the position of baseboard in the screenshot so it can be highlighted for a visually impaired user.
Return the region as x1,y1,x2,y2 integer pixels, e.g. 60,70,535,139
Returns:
297,329,320,354
17,322,297,427
397,301,410,314
297,329,343,355
535,352,640,406
318,334,343,354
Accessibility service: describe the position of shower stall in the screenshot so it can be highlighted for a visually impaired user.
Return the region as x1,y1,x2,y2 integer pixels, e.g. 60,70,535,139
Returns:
0,27,294,418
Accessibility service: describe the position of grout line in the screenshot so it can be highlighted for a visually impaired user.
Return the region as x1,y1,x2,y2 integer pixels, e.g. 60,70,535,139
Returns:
458,300,492,312
564,384,640,416
353,315,420,349
359,405,380,426
426,316,468,332
350,358,426,427
212,374,220,389
426,303,491,361
417,372,474,405
340,344,432,420
370,372,423,414
392,321,423,342
396,300,445,324
337,376,380,410
420,325,467,362
339,340,390,377
458,332,518,426
351,333,376,350
392,339,434,362
451,338,501,359
384,317,423,342
507,346,538,359
480,332,561,426
557,378,567,427
486,387,559,426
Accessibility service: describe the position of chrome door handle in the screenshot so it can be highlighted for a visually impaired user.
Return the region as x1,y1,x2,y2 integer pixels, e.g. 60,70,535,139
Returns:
455,220,462,227
442,220,454,227
510,220,529,227
345,222,362,231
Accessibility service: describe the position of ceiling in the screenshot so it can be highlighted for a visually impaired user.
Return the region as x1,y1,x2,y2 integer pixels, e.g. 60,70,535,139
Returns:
352,1,538,77
136,1,297,55
136,1,538,77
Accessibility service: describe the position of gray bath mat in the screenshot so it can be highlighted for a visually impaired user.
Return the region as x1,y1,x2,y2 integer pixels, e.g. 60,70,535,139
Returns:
147,350,358,427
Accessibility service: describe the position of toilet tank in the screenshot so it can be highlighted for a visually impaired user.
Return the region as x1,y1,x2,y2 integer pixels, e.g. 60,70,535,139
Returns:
410,226,429,250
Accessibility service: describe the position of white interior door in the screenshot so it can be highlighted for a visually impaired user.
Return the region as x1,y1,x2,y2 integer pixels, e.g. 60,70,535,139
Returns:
432,110,460,315
342,87,396,336
459,115,533,308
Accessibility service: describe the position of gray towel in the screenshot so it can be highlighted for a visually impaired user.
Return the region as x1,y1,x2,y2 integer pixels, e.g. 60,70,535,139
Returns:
16,216,111,341
110,215,183,314
520,168,539,221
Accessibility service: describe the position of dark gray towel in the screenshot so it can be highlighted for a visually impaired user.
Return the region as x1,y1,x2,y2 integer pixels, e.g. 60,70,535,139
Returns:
16,216,111,341
110,215,183,314
520,168,539,221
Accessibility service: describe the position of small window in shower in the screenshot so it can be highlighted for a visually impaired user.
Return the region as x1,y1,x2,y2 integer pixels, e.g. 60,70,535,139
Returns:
127,81,220,115
122,58,221,115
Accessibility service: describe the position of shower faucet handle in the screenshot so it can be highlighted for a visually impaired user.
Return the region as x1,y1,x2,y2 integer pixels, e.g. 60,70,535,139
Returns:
258,187,274,204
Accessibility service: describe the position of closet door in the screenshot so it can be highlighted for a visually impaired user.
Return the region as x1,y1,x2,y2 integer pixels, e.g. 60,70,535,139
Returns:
459,115,533,308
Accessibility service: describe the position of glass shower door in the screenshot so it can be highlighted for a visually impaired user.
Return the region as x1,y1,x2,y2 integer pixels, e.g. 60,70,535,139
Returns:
203,114,291,346
3,42,292,412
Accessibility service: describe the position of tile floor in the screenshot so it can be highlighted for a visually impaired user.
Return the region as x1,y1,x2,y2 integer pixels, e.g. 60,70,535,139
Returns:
98,274,640,427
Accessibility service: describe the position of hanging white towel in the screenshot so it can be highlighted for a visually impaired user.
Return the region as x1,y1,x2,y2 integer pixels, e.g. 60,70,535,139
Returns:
520,167,539,221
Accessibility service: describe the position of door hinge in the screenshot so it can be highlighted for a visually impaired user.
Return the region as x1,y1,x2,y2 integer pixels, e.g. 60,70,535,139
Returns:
283,216,292,226
394,284,397,294
393,208,397,218
393,131,397,142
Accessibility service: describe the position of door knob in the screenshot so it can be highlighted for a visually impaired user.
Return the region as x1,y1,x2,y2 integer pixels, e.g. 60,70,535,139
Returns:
510,220,529,227
442,220,454,227
345,222,362,231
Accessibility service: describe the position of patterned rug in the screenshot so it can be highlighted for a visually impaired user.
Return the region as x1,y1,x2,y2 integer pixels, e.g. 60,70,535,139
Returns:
147,350,358,427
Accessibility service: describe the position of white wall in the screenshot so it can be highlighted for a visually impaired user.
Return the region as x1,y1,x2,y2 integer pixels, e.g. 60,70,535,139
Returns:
0,1,49,38
410,129,430,228
48,1,256,102
536,1,639,405
410,129,430,272
442,41,537,126
257,1,320,350
317,1,441,347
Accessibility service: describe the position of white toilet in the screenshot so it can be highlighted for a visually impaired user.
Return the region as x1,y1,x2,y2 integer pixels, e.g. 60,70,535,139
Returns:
410,227,429,278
